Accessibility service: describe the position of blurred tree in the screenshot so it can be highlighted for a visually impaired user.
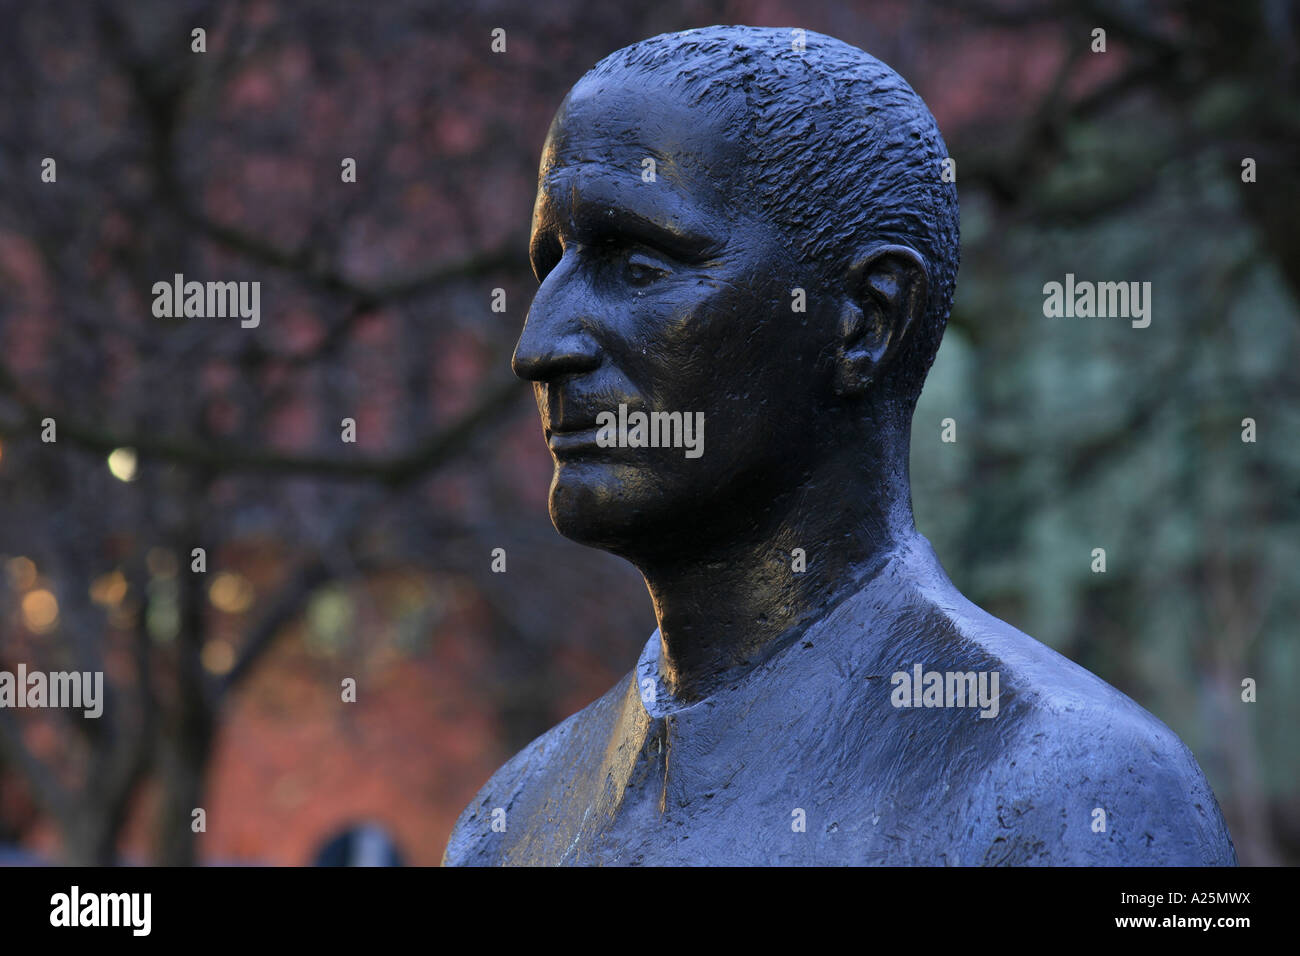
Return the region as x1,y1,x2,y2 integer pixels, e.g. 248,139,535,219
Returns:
909,0,1300,864
0,0,687,864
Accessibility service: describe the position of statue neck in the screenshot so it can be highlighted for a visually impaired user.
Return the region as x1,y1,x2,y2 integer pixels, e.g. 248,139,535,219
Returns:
634,449,915,703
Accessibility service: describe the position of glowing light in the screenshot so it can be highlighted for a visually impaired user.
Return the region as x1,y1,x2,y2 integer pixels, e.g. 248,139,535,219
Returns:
107,447,138,482
6,556,37,591
21,588,59,633
200,639,235,674
90,570,128,606
209,572,255,614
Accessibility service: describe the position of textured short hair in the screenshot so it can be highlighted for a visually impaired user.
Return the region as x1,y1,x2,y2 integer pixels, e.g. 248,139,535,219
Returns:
582,25,960,412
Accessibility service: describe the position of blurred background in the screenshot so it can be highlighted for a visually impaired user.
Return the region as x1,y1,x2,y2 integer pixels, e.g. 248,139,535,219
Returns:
0,0,1295,866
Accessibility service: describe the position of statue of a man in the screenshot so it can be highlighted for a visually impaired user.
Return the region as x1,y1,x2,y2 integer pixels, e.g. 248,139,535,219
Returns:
444,25,1236,865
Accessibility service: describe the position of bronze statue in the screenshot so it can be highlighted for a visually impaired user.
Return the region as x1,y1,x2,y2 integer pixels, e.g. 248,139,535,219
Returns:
443,25,1236,865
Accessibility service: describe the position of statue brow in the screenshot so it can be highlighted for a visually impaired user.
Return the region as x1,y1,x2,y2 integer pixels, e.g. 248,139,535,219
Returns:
548,194,723,260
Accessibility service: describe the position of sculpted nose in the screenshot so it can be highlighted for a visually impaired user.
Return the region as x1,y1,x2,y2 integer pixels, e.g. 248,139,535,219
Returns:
512,289,603,382
511,329,600,382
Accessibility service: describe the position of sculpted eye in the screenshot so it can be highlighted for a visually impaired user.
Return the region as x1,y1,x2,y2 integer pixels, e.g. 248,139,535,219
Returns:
625,250,670,286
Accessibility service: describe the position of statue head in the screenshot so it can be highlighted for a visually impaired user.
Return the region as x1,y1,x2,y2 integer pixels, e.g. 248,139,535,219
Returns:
512,25,959,563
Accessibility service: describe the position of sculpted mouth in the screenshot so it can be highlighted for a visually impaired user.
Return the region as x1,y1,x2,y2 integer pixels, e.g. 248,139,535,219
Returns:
547,424,606,456
544,401,644,454
546,421,599,438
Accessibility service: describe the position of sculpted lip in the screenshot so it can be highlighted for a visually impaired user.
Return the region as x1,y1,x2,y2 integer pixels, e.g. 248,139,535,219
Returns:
544,404,639,452
546,420,598,435
546,423,604,455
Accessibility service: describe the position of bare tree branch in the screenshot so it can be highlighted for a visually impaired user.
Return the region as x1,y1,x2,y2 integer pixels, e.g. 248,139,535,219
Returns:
0,363,524,484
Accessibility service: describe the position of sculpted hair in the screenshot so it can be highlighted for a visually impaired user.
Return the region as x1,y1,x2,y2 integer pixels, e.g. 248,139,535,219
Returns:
583,25,960,413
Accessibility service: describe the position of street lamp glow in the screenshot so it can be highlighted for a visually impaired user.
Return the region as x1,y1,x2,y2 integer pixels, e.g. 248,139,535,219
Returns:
107,447,138,482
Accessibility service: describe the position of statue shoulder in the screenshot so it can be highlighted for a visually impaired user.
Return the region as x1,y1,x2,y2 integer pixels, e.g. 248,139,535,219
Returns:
937,601,1237,865
883,546,1237,865
975,693,1238,865
441,671,635,866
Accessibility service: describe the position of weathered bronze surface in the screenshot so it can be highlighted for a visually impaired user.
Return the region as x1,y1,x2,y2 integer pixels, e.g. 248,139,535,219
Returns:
444,25,1236,866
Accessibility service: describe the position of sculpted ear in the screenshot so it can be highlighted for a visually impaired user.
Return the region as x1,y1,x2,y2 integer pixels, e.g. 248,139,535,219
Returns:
833,245,929,397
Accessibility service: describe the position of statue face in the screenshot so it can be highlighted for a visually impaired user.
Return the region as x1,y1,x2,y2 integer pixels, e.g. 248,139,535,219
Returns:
514,76,837,559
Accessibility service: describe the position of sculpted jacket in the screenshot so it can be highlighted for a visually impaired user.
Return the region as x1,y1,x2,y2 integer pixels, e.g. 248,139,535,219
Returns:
443,534,1236,866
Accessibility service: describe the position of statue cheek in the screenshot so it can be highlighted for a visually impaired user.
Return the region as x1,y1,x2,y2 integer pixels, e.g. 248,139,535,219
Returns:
628,298,704,360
